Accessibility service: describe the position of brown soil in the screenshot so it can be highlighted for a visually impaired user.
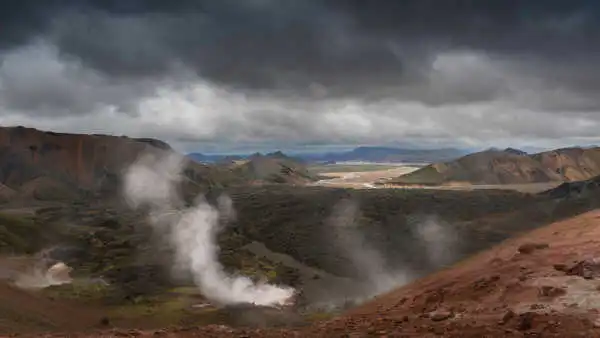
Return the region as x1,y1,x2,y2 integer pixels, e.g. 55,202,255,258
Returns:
24,209,600,337
0,281,104,334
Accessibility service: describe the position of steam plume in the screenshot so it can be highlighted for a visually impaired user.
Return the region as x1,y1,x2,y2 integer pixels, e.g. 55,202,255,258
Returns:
123,152,294,306
14,261,73,289
414,216,458,267
328,199,411,299
328,199,459,302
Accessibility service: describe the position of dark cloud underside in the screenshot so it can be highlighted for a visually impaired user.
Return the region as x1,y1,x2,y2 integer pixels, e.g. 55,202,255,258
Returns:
0,1,599,150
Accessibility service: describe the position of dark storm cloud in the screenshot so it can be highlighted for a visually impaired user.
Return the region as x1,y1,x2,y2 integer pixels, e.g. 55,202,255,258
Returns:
1,0,598,96
2,1,600,149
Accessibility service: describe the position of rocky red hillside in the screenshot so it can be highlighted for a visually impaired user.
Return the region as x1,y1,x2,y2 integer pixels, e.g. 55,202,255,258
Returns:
390,147,600,186
0,126,172,187
308,208,600,337
0,126,239,202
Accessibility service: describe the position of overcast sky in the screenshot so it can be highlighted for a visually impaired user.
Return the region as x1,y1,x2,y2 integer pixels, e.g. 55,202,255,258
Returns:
1,0,600,153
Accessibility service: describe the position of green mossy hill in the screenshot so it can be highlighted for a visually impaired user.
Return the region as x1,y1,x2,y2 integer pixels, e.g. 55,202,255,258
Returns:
0,212,60,254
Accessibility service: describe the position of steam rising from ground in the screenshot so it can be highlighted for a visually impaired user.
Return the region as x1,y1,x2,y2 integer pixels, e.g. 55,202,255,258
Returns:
328,200,410,300
414,216,458,267
13,261,73,290
122,151,458,308
328,199,459,302
123,152,294,306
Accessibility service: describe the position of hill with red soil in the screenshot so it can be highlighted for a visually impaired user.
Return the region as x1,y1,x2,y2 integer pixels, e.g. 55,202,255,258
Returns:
391,147,600,186
0,126,169,188
308,208,600,337
0,126,247,202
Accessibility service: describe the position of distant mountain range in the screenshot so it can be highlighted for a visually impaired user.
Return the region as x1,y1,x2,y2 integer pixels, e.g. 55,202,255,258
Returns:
188,146,467,164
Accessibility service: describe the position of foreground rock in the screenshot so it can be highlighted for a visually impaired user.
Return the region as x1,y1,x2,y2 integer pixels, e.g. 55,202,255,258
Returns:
517,242,549,254
563,258,600,279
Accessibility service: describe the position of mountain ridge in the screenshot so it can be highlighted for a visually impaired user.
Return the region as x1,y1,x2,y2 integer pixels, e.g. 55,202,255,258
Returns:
390,146,600,186
189,146,467,164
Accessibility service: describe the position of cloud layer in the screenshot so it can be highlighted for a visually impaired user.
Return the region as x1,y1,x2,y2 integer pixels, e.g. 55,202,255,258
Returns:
1,1,600,151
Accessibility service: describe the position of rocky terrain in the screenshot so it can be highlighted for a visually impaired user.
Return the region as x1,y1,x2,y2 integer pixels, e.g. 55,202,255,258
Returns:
16,191,600,337
1,176,599,336
390,147,600,186
2,127,600,337
308,208,600,337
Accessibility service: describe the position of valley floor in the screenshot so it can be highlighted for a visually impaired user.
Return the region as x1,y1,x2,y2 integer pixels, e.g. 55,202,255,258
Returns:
312,165,560,193
25,208,600,337
311,166,421,189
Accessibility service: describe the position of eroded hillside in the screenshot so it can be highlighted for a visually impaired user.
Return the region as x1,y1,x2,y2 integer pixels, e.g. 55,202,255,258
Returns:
390,147,600,186
0,126,257,203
